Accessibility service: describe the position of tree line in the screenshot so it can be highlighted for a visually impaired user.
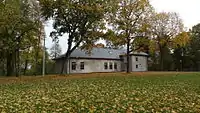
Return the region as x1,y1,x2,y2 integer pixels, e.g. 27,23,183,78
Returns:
0,0,55,76
1,0,200,76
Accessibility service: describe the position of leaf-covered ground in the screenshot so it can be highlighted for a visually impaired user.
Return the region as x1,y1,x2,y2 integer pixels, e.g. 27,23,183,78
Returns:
0,73,200,112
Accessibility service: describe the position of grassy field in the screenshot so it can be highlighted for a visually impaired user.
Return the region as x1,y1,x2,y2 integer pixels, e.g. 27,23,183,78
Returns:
0,72,200,112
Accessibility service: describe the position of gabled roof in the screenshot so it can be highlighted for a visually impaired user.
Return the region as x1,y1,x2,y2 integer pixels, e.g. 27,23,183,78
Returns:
54,47,148,60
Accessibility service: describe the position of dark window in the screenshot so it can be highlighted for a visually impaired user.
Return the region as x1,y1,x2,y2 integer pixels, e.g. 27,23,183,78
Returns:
72,62,76,70
104,62,108,70
114,62,117,69
109,62,113,69
136,64,138,69
136,57,138,61
80,62,84,70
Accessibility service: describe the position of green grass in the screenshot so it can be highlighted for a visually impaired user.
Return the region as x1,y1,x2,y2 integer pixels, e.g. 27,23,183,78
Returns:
0,73,200,112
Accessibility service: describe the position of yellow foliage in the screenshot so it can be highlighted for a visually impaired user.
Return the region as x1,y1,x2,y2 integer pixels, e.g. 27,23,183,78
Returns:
149,40,157,53
173,32,190,48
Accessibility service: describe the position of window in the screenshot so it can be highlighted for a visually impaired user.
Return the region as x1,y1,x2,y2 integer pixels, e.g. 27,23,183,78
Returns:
80,62,84,70
114,62,117,69
136,64,138,69
136,57,138,61
109,62,113,69
104,62,108,70
72,62,76,70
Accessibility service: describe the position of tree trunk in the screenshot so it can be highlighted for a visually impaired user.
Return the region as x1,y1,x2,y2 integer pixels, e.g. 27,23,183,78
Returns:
126,37,130,73
159,47,164,71
3,63,6,76
60,53,70,75
16,49,20,77
6,53,13,76
34,30,42,76
1,62,6,76
23,59,28,75
34,51,39,76
59,36,82,75
13,51,17,76
34,40,40,76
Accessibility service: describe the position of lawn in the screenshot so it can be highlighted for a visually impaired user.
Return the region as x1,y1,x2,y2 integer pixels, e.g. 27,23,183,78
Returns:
0,72,200,112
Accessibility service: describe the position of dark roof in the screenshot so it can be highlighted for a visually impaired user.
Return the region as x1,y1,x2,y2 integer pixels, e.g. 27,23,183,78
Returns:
55,48,148,60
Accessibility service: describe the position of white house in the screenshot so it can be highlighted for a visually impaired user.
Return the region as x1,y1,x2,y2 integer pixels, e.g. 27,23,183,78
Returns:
54,47,148,74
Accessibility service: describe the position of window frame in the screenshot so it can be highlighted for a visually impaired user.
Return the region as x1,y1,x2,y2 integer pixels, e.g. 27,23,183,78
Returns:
80,62,84,70
136,64,138,69
109,62,113,70
136,57,138,61
104,62,108,70
71,62,76,70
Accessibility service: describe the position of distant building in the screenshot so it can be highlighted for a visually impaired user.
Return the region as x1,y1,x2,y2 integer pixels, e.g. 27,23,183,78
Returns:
54,48,148,74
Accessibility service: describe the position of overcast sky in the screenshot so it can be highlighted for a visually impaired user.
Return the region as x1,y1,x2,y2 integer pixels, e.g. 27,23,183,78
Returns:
44,0,200,54
151,0,200,28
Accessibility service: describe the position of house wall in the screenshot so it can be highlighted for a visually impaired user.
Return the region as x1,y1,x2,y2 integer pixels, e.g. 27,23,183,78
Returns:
130,55,148,72
55,55,148,74
120,55,148,72
55,58,121,74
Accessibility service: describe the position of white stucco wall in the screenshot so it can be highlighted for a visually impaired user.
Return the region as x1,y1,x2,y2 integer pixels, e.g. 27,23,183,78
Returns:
55,55,148,74
131,56,148,72
68,59,121,74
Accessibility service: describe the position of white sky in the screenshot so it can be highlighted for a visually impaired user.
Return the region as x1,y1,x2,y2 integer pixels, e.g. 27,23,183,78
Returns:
151,0,200,29
45,0,200,53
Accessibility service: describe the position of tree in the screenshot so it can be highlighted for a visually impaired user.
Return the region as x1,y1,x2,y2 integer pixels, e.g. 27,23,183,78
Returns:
149,12,184,71
0,0,43,76
172,32,190,71
187,24,200,71
106,0,153,73
39,0,115,75
24,47,54,75
50,41,62,59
